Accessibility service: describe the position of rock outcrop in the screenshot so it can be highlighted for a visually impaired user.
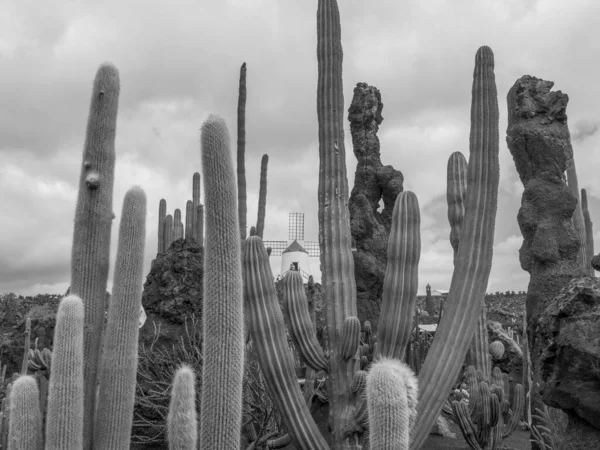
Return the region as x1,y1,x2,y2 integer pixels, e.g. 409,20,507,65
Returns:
535,277,600,447
139,238,204,350
133,237,204,447
348,82,403,331
506,75,586,449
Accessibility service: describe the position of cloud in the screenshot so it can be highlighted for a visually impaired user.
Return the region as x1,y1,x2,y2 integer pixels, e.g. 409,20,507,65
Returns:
2,0,600,298
571,119,600,142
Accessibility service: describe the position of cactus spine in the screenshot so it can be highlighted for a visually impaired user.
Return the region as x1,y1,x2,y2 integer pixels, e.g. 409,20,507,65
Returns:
7,375,42,450
185,200,193,240
93,186,146,447
192,172,201,240
411,46,500,448
377,191,421,361
366,359,419,450
237,62,247,242
158,199,167,253
244,236,328,449
200,115,244,448
256,154,268,238
581,188,594,275
317,1,360,445
69,63,119,449
45,295,85,450
167,365,197,450
281,270,328,372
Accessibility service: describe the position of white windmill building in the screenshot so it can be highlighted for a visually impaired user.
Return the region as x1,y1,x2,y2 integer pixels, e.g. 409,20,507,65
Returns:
263,213,320,280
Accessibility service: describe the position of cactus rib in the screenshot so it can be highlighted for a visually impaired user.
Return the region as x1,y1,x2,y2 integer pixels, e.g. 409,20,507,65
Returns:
411,45,500,448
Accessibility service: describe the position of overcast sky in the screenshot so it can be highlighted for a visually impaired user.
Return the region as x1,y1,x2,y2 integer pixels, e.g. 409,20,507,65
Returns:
2,0,600,297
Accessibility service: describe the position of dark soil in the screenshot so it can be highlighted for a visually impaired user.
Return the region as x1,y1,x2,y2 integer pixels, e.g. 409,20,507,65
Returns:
423,422,531,450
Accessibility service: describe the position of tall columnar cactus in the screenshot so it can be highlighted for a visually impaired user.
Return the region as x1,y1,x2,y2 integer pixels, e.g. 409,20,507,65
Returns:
195,205,204,247
411,46,499,449
281,270,328,372
377,191,421,361
256,154,268,238
158,199,167,254
69,62,119,450
316,1,360,446
167,365,197,450
192,172,201,240
566,160,588,273
164,214,174,251
581,188,594,275
7,375,42,450
237,62,247,242
449,151,491,375
174,209,183,240
185,200,193,240
244,236,329,449
366,358,419,450
200,115,244,448
45,295,85,450
93,186,146,448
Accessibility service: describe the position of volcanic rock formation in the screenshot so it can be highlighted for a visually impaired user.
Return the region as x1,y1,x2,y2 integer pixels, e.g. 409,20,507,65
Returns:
536,277,600,447
348,82,403,330
140,237,204,350
506,74,586,449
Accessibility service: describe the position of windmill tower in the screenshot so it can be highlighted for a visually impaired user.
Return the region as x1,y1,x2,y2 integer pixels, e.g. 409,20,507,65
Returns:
263,213,319,280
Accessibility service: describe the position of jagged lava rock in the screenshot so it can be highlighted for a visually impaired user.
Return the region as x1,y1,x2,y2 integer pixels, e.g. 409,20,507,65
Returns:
536,277,600,435
348,82,403,331
140,238,204,350
506,74,587,448
506,75,581,295
591,253,600,272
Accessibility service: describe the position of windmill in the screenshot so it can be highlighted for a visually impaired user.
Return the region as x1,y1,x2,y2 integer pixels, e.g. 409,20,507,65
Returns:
263,213,319,280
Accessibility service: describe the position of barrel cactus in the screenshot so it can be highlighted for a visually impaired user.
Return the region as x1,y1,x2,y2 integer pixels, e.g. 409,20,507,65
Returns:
489,340,505,360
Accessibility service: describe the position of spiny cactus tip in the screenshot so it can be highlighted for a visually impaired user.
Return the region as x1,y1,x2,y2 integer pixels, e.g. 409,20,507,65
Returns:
475,45,494,65
175,364,195,378
12,374,38,391
126,185,146,198
61,294,84,308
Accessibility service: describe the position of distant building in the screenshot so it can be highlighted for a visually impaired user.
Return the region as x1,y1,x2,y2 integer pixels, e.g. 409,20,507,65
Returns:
280,239,313,280
431,289,449,297
264,213,320,281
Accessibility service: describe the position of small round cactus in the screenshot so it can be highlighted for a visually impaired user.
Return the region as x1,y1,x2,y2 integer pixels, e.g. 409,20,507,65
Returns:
489,340,505,360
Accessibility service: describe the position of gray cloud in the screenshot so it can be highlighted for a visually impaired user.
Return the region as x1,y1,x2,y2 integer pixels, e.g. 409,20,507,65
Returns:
3,0,600,296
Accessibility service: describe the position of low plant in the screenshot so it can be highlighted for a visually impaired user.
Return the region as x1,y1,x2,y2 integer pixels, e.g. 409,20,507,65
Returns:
530,404,568,450
132,315,203,446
